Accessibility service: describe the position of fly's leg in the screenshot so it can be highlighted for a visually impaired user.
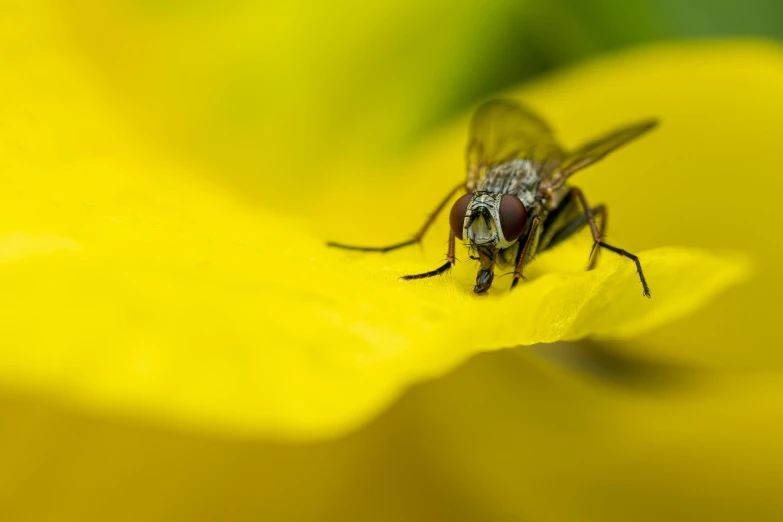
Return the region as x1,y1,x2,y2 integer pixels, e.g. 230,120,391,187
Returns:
570,187,651,298
510,216,541,290
327,183,464,252
541,204,604,252
588,205,606,270
399,230,456,281
544,202,607,268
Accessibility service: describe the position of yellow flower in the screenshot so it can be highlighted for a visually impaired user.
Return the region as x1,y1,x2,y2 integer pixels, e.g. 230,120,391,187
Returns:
0,6,745,442
1,2,781,521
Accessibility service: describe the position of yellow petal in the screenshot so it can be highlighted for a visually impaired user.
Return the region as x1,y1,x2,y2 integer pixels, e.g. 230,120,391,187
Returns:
0,13,748,441
0,166,748,441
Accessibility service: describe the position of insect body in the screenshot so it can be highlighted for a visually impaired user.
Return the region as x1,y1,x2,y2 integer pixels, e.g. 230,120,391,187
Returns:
329,99,656,296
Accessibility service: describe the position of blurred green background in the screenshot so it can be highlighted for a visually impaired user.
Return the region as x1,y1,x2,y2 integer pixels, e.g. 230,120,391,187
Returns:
412,0,783,140
417,0,783,132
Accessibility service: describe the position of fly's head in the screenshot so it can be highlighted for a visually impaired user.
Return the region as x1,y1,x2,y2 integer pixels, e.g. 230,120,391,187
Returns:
449,191,528,294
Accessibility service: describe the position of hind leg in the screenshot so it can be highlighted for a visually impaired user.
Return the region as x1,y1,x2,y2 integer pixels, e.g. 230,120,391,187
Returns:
570,187,650,298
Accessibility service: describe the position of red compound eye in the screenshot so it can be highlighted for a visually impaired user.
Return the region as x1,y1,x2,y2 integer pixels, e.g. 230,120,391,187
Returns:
449,193,473,240
498,195,527,242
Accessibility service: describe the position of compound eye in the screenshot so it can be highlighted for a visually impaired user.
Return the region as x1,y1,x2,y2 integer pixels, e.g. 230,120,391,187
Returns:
498,195,528,242
449,193,473,240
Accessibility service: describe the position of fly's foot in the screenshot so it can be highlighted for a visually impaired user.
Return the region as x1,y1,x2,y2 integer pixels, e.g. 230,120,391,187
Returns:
510,272,527,290
398,261,453,282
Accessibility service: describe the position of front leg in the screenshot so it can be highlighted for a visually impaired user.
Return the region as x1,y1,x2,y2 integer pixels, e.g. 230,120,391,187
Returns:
510,216,541,290
327,183,464,252
399,230,456,281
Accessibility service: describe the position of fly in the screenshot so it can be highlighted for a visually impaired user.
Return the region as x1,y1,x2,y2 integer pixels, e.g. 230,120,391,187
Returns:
328,99,656,297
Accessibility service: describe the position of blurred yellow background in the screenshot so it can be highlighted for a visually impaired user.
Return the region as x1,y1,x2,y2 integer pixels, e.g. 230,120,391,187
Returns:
2,1,783,521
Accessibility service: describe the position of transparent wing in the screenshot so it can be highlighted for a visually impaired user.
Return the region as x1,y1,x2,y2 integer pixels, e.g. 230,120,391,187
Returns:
551,120,658,182
466,99,564,184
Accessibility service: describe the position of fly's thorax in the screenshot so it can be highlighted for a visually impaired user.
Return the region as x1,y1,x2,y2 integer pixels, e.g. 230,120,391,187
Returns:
479,159,542,208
